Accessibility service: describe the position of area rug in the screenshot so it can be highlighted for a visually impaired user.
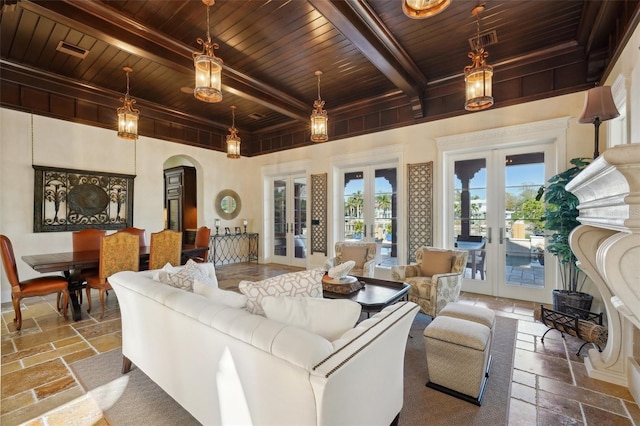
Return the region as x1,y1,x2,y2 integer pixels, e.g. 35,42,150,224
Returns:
70,314,517,426
400,313,517,425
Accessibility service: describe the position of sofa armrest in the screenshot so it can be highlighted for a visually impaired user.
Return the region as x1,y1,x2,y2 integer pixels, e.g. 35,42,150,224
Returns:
310,301,419,426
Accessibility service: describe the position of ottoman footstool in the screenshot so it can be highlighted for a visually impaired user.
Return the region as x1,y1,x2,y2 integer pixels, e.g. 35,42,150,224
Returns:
439,302,496,367
423,315,492,405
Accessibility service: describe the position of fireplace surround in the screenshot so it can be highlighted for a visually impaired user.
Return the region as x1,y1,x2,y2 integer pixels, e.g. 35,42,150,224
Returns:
566,143,640,403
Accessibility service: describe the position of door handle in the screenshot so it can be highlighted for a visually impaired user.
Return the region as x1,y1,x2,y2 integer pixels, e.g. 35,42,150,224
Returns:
487,227,492,244
499,227,504,244
363,224,367,238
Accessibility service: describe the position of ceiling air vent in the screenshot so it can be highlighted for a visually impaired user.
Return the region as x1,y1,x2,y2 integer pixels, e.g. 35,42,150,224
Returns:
248,112,266,120
468,30,498,51
56,41,89,59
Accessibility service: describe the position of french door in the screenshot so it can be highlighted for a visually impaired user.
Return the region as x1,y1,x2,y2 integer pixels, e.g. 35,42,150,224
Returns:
271,175,307,267
341,164,397,267
445,145,553,302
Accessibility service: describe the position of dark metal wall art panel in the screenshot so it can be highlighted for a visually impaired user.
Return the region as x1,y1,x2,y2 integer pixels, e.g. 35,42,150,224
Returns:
33,166,134,232
311,173,328,255
407,162,433,263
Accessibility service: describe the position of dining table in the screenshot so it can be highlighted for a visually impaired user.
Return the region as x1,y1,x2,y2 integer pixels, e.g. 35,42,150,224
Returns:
455,240,486,279
22,244,208,321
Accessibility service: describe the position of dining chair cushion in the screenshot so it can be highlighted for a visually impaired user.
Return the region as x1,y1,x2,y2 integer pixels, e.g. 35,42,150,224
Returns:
193,279,247,309
261,296,362,341
158,259,208,291
420,249,454,277
238,268,325,315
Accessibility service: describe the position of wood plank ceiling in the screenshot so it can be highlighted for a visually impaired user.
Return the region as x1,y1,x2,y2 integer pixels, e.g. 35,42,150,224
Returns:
1,0,639,156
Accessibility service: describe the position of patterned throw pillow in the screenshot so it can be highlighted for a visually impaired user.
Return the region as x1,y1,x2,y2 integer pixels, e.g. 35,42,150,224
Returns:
158,259,208,291
238,268,325,315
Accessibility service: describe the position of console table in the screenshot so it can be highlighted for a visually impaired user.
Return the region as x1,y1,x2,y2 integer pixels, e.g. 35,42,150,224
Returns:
211,233,259,265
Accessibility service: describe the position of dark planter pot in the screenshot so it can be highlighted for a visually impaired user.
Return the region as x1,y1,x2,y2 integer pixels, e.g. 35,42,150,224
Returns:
552,289,593,318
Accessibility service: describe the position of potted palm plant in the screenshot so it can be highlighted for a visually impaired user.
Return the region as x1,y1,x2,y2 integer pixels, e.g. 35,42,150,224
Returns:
536,157,592,314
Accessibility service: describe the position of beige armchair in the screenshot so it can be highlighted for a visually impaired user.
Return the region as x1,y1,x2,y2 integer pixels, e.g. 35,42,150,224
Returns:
325,241,377,277
390,247,468,317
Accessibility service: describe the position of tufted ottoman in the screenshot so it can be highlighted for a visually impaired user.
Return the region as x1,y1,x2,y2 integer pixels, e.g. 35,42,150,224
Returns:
423,315,492,405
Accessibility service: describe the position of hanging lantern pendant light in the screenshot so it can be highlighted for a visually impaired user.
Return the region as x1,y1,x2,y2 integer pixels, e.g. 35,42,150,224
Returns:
464,5,494,111
310,70,328,142
117,66,139,140
226,105,241,159
193,0,223,103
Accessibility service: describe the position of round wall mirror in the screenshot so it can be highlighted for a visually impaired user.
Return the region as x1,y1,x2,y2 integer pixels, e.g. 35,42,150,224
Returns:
215,189,241,220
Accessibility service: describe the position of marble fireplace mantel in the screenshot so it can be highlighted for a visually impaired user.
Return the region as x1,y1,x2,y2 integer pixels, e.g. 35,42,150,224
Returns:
566,143,640,400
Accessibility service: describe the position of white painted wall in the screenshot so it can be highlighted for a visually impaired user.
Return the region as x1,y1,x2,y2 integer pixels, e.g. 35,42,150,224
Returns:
1,22,638,303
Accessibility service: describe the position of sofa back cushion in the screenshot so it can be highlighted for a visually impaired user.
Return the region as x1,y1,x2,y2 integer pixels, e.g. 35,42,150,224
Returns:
193,278,247,309
239,268,324,315
419,248,453,277
261,296,361,341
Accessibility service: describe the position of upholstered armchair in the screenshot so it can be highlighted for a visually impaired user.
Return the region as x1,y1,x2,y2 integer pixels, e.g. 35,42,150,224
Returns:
390,247,468,317
325,241,377,277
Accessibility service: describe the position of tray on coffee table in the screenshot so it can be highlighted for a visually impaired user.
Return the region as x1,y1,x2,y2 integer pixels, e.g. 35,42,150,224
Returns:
323,275,410,314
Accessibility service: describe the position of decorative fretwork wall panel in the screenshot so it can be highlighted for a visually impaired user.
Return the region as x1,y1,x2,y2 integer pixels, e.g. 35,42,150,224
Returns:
310,173,327,255
33,166,134,232
407,162,433,263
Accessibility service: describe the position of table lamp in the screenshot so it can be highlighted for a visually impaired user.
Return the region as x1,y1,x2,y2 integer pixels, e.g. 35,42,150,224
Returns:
578,86,620,159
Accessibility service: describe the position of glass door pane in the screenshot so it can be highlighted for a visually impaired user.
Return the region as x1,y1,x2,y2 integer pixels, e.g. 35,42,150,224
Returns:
271,176,307,266
273,179,287,259
293,177,307,261
503,152,545,288
374,167,397,267
453,158,488,284
341,165,398,267
344,171,364,241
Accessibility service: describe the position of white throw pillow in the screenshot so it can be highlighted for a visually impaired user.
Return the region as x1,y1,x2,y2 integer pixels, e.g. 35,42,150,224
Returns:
238,268,324,315
193,278,247,309
158,259,208,291
261,296,362,341
152,262,179,281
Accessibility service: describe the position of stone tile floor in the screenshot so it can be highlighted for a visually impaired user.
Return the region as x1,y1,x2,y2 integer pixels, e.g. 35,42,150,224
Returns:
1,263,638,425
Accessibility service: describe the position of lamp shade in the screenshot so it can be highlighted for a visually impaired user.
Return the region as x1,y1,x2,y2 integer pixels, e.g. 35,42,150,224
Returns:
402,0,451,19
578,86,620,124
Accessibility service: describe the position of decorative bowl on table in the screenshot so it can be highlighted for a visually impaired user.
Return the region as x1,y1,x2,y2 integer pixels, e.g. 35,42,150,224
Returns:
322,261,364,294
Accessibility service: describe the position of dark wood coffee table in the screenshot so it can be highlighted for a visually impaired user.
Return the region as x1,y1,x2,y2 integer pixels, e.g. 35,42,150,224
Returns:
323,275,410,316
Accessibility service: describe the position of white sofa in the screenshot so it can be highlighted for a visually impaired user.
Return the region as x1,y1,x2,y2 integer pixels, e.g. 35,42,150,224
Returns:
109,270,419,426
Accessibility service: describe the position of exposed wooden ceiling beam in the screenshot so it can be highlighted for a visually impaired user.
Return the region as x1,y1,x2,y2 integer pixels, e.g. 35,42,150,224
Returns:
309,0,426,118
24,0,311,123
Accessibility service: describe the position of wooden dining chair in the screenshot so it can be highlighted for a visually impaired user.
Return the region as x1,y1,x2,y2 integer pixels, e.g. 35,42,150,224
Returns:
71,229,106,305
0,234,69,330
148,229,182,270
117,227,147,248
190,226,211,263
86,232,139,319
